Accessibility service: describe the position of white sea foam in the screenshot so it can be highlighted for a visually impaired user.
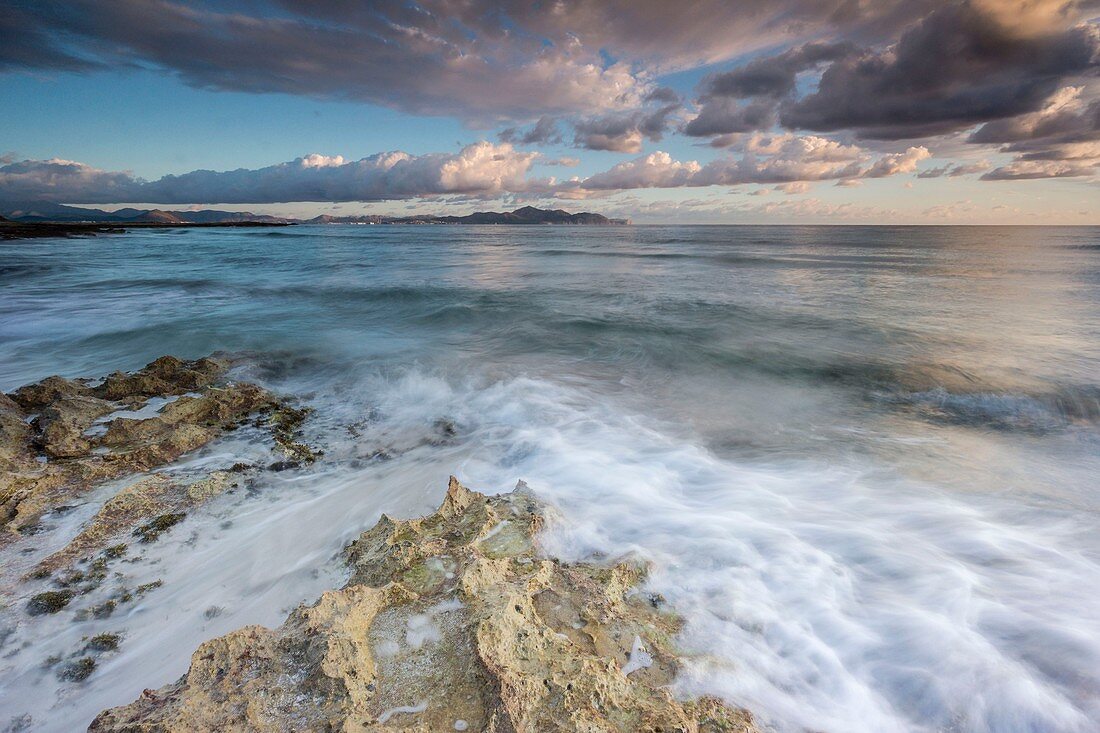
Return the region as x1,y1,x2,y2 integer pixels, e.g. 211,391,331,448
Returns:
373,370,1100,733
377,700,427,723
1,368,1098,733
622,635,653,676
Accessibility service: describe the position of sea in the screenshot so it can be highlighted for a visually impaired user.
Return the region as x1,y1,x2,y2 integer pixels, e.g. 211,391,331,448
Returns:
1,224,1098,732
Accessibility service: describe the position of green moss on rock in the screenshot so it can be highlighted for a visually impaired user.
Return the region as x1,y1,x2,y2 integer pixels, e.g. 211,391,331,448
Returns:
27,590,75,615
85,633,121,652
132,513,186,543
58,656,96,682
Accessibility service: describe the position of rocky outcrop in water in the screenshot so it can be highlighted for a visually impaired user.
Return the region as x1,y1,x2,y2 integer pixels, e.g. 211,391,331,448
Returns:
90,477,758,732
0,355,316,552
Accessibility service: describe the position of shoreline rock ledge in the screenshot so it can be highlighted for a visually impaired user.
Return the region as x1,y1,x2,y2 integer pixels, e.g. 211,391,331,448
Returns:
90,477,759,732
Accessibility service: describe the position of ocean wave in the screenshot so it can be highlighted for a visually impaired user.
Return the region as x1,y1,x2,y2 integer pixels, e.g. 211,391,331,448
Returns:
880,386,1100,432
349,369,1100,732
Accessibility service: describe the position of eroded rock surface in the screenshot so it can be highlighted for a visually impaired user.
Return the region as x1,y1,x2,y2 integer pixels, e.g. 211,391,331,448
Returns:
0,355,318,566
91,478,757,733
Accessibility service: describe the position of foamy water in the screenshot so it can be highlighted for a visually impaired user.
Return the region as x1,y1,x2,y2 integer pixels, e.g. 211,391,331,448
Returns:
1,225,1098,732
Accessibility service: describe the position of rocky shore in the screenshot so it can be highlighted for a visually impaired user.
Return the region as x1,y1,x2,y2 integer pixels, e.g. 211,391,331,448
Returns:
1,356,756,732
89,478,757,732
0,219,292,241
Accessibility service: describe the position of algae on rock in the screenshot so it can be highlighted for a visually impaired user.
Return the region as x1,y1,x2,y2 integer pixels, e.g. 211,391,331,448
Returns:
91,477,757,733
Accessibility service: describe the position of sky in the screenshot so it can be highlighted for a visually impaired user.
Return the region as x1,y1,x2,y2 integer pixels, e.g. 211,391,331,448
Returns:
0,0,1097,224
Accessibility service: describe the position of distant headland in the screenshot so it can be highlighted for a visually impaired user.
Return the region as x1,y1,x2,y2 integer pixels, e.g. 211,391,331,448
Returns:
0,204,628,239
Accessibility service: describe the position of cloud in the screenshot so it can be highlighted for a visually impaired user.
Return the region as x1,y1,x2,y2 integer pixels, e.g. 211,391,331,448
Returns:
682,43,854,139
700,42,857,100
970,85,1100,177
575,152,703,189
542,157,581,167
917,160,992,178
970,87,1100,146
776,181,812,194
644,87,682,104
980,159,1098,179
780,1,1099,139
3,1,940,124
572,120,646,154
0,158,139,203
561,134,929,195
745,196,900,220
572,103,682,152
683,98,778,137
863,147,932,177
499,117,562,145
8,1,655,123
0,143,541,203
1,130,1084,207
7,0,1098,204
962,84,1100,177
0,7,97,72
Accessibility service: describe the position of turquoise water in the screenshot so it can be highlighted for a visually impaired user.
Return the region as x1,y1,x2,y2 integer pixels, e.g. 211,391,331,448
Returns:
1,225,1099,731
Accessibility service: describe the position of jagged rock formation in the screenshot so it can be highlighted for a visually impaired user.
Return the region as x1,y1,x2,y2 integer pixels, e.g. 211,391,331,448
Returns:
90,478,757,732
0,355,314,547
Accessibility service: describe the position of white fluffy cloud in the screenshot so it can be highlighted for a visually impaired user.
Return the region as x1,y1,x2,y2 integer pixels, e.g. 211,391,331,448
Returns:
561,135,927,196
0,143,540,204
863,147,933,178
1,136,941,204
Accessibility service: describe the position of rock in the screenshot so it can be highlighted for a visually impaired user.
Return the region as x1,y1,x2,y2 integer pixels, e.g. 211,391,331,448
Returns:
0,393,33,473
29,475,186,577
34,395,116,458
27,590,75,615
96,356,226,400
0,355,290,539
10,376,93,410
90,478,758,733
132,512,187,544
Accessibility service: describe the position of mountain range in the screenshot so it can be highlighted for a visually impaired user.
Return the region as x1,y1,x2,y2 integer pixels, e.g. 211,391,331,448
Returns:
0,203,627,226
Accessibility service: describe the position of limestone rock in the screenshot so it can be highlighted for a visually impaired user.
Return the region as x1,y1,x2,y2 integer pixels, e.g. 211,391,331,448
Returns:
91,478,758,733
0,356,299,541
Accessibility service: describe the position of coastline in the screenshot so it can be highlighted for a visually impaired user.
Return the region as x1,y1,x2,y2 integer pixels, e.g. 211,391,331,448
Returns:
0,356,754,731
0,220,295,241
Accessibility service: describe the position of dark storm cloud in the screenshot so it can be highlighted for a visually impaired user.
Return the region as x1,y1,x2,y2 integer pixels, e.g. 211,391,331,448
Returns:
972,86,1100,177
0,8,97,71
572,104,681,152
681,41,854,138
701,42,856,100
970,93,1100,146
683,99,779,137
0,0,936,122
677,1,1099,150
498,117,563,146
779,2,1099,139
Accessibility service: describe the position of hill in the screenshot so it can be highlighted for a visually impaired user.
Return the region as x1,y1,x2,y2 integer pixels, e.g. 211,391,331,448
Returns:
0,203,291,224
310,206,628,226
0,204,626,227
